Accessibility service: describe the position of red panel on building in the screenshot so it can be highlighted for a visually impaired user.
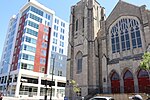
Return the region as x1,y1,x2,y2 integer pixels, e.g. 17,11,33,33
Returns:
34,23,51,73
11,14,26,71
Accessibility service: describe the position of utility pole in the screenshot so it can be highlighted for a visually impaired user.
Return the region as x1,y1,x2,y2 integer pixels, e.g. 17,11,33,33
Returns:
50,57,55,100
44,27,51,100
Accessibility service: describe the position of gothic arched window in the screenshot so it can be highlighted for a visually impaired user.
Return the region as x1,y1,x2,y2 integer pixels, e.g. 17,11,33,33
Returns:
110,16,142,53
111,72,120,80
75,51,83,73
123,70,133,79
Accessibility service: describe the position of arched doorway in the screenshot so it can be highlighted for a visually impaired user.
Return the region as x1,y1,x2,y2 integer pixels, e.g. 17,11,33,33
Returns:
123,70,134,93
138,69,150,93
111,72,120,93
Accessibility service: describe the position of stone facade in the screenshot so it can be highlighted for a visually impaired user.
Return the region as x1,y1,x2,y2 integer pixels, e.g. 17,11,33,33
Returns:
66,0,150,99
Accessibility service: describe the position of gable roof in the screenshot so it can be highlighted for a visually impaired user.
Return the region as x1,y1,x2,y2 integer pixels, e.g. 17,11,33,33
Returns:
106,0,145,29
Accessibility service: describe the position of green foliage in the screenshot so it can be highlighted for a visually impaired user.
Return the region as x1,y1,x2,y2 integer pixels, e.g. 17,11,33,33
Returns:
70,80,80,93
140,52,150,70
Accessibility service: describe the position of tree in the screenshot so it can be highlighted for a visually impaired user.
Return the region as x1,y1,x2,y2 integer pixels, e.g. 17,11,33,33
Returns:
140,52,150,70
70,80,81,93
140,52,150,80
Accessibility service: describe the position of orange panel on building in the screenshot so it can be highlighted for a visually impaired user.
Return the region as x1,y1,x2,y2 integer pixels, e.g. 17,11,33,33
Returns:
34,23,51,73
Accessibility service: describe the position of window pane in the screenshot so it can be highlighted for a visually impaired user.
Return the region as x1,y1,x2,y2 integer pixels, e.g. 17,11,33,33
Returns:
116,43,120,52
112,44,115,53
131,32,135,39
136,30,140,37
116,37,119,43
137,38,142,47
132,39,136,48
126,41,130,50
121,35,124,42
111,38,115,44
122,42,125,51
125,34,129,40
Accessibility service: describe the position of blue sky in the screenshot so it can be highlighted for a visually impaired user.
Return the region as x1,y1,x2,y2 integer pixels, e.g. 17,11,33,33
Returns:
0,0,149,58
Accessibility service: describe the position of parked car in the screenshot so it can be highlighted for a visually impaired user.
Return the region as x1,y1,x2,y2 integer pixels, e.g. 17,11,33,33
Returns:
129,94,143,100
89,96,114,100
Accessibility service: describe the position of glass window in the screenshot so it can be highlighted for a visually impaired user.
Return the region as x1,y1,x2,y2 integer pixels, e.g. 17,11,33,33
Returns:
53,38,57,44
23,44,36,53
29,13,42,23
25,36,37,44
111,72,119,80
31,6,43,16
26,28,38,37
76,19,78,31
55,18,59,24
40,58,46,64
41,50,46,56
44,27,49,33
75,52,82,73
28,20,39,29
21,63,34,70
124,70,133,79
110,17,142,53
42,42,47,48
22,53,35,61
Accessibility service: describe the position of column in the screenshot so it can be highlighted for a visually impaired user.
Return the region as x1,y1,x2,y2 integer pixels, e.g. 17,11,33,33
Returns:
15,72,21,97
37,76,41,97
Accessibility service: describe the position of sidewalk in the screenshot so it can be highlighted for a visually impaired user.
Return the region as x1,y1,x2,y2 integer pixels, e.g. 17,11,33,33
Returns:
3,96,39,100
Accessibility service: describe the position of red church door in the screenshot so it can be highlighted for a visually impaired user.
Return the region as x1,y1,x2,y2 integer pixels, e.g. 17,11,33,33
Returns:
138,70,150,93
124,70,134,93
111,72,120,93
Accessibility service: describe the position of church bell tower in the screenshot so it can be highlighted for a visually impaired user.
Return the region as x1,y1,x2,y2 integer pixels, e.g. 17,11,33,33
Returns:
66,0,105,99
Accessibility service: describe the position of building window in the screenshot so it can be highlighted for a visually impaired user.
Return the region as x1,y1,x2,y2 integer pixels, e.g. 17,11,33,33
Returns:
28,20,39,29
52,46,57,52
29,13,42,23
26,28,38,37
44,27,49,33
25,36,37,44
23,44,36,53
42,42,47,48
53,32,58,37
53,38,57,44
60,41,64,47
58,71,62,76
111,72,120,80
59,48,63,54
82,17,84,28
31,6,43,16
41,50,46,56
110,16,142,53
60,34,64,40
76,19,78,31
54,25,58,31
22,53,35,61
21,63,33,70
55,18,59,24
61,22,65,27
40,67,45,73
40,58,46,64
75,51,83,73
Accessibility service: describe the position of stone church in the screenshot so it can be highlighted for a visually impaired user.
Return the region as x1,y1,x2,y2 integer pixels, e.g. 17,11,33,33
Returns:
66,0,150,99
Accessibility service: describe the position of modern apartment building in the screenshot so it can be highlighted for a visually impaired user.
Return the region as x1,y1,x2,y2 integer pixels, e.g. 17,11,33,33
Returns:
0,0,68,99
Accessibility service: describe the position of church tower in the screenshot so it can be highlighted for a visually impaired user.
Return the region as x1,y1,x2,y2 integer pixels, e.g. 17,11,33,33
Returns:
66,0,105,99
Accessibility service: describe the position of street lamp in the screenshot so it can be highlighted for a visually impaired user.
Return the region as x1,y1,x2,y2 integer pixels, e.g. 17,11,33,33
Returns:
50,57,55,100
